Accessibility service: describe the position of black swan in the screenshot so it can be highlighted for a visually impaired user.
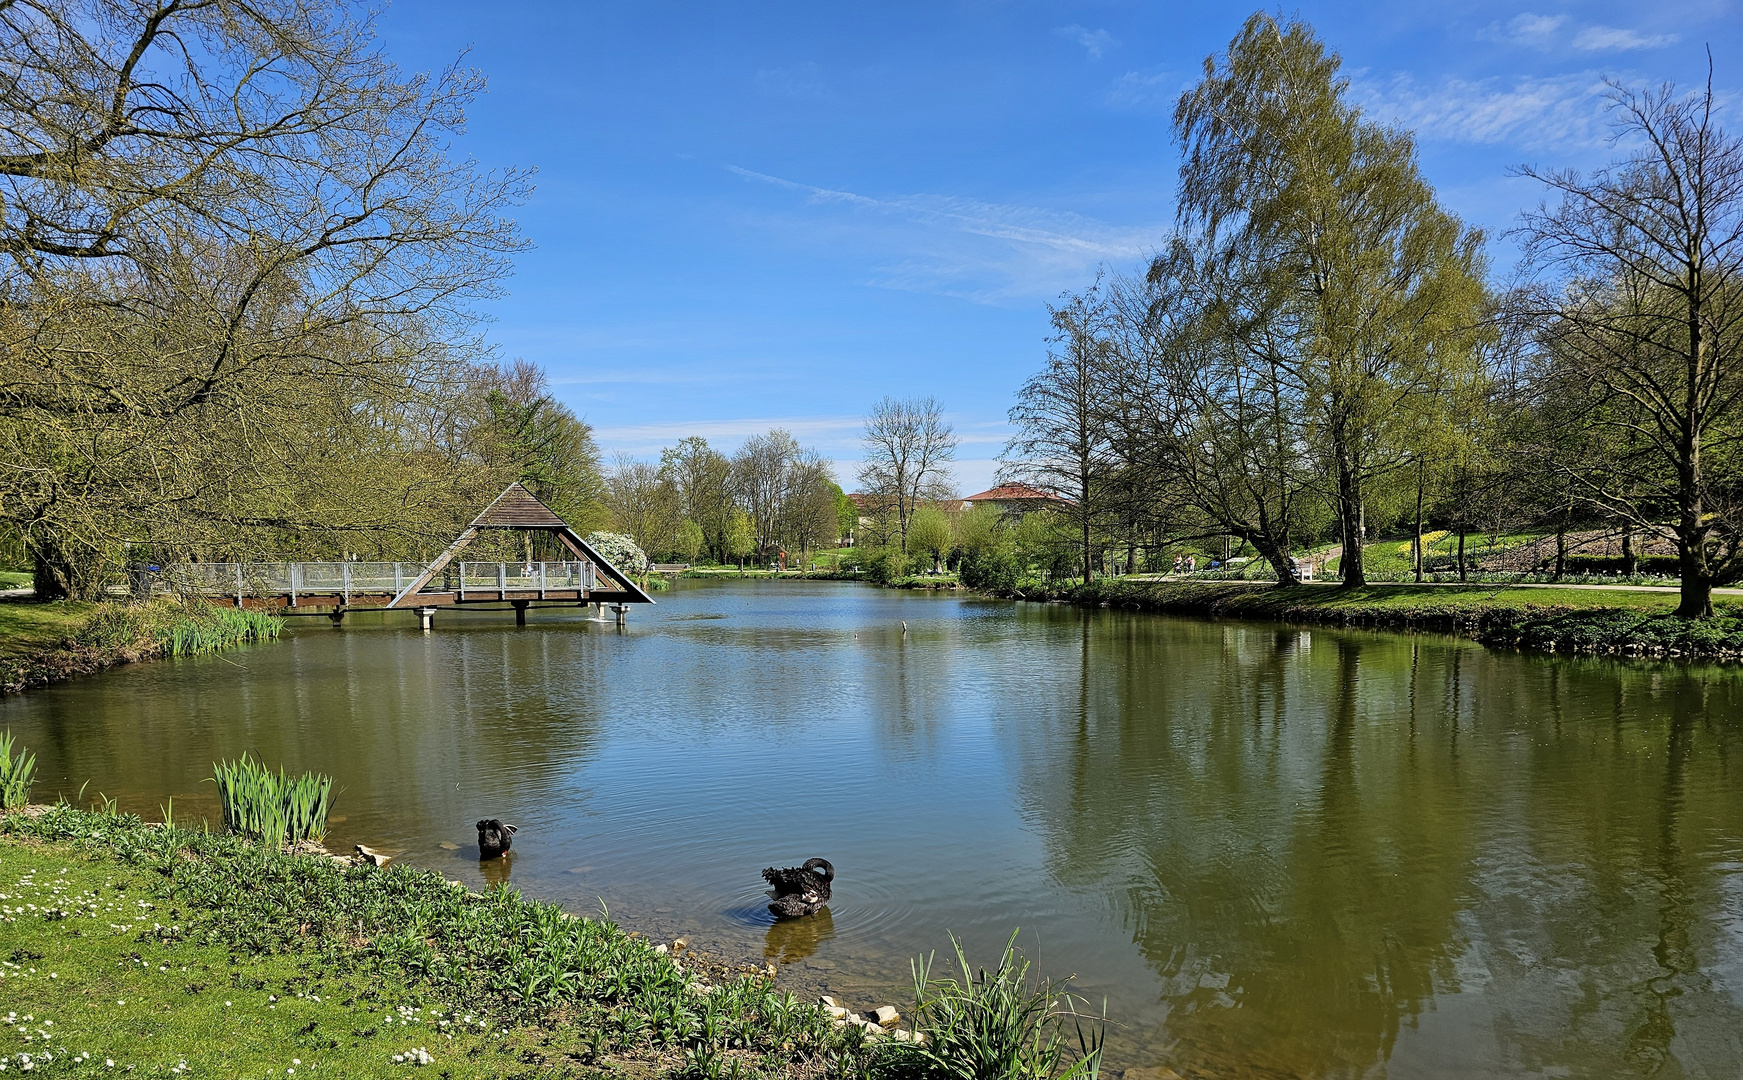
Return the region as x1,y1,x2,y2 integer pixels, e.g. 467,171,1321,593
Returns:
761,858,833,919
476,819,517,860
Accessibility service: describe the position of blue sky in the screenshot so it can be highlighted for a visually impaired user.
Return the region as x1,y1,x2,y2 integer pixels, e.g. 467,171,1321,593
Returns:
378,1,1739,495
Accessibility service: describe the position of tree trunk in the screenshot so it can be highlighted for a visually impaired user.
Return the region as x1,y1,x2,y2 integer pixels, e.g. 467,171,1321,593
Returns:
1336,457,1365,589
1082,515,1092,585
1553,520,1567,581
28,529,108,601
1621,522,1637,576
1678,540,1714,617
1413,461,1425,583
1456,527,1467,582
1675,410,1712,616
1250,532,1301,588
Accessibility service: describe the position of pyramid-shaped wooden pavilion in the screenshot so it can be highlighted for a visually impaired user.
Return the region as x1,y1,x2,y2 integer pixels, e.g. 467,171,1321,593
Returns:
387,482,654,610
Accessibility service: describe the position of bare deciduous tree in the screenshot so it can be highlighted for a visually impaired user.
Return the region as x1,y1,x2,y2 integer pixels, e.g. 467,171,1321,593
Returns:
606,454,680,558
858,396,958,553
733,430,801,557
1518,68,1743,618
1003,287,1118,583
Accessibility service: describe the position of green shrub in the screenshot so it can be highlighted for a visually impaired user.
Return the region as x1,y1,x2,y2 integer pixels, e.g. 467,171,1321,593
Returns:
864,547,912,585
960,548,1021,592
211,755,334,847
870,933,1103,1080
158,606,283,656
0,730,34,810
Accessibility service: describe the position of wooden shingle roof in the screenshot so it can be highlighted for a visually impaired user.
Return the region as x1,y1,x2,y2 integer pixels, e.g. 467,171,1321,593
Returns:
469,483,568,529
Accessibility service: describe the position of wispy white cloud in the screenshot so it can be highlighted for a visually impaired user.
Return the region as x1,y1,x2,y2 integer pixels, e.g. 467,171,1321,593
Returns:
1488,12,1566,45
725,166,1161,303
1104,69,1175,112
1479,13,1678,53
1056,24,1115,60
1355,72,1616,150
1572,25,1678,51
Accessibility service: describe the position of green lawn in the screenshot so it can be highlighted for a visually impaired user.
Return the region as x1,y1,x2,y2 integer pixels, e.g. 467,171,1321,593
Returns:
1267,581,1710,614
0,839,552,1078
0,807,875,1080
0,601,96,660
0,571,30,590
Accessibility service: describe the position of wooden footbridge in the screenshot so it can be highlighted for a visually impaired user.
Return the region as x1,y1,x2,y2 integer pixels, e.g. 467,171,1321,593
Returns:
137,484,653,626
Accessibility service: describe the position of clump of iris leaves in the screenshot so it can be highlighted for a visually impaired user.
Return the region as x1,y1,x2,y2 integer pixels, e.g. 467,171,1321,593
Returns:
0,803,1105,1080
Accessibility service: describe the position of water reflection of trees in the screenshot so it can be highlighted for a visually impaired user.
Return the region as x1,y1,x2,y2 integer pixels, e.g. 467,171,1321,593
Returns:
0,622,612,850
1010,613,1743,1077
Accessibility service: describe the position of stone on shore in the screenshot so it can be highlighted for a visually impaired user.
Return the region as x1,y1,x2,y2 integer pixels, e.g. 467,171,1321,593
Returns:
869,1006,901,1027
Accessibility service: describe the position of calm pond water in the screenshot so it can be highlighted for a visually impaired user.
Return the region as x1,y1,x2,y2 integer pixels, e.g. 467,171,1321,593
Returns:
4,579,1743,1077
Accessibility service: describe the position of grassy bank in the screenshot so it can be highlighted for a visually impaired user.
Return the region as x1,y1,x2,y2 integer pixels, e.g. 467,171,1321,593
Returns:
1014,578,1743,659
0,806,856,1079
0,601,283,694
0,805,1103,1080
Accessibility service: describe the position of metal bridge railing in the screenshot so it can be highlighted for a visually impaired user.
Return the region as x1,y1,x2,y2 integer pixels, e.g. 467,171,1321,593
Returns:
134,560,599,604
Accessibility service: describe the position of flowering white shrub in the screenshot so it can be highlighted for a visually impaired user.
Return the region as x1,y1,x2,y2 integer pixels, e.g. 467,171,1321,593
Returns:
583,532,650,574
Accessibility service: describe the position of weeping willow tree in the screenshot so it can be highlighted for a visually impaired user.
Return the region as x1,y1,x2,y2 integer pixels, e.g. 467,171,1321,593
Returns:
1171,13,1490,588
0,0,534,597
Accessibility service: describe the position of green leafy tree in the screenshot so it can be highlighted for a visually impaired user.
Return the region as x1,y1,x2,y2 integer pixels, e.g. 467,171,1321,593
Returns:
1173,13,1489,588
661,437,737,564
907,506,954,573
675,520,705,565
726,509,756,574
0,1,527,596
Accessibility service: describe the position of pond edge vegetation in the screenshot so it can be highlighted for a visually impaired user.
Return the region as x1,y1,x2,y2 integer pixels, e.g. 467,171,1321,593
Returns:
0,600,282,695
998,578,1743,660
0,800,1105,1080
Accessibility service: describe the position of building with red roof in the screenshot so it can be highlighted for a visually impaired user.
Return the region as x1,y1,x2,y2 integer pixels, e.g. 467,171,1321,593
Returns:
961,483,1072,518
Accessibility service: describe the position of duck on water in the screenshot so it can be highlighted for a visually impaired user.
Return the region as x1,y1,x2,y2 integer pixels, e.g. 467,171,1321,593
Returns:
762,858,833,919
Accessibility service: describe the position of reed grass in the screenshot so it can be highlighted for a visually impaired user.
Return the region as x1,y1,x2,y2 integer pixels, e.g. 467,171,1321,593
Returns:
0,729,34,809
211,755,333,846
3,601,285,694
871,933,1104,1080
156,605,284,656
